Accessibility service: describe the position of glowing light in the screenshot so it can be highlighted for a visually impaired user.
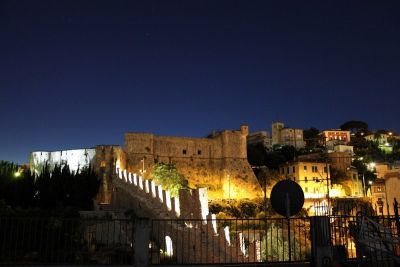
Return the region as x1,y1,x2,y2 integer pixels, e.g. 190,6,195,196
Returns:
369,162,376,169
165,236,173,256
222,180,238,199
329,188,341,198
14,172,21,178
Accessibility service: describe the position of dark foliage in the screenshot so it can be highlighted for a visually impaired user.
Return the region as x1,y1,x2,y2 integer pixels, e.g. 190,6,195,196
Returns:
303,127,321,148
264,152,287,170
247,143,267,166
340,120,369,133
0,161,100,211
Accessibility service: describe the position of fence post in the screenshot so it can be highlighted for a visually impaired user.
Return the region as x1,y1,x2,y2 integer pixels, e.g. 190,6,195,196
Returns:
310,216,332,267
135,218,150,267
394,198,400,239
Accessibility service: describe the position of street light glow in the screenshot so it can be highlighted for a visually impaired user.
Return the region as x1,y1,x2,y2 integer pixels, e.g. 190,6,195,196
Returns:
370,162,376,168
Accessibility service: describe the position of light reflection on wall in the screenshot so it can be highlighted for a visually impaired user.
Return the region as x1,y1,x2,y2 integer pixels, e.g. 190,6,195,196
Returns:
30,148,96,176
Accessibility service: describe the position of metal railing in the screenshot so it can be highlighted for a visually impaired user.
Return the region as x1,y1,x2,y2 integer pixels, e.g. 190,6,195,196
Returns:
330,214,400,265
0,216,135,265
150,217,312,265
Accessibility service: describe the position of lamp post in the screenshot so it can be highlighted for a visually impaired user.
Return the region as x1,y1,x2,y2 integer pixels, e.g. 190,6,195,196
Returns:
362,172,366,196
139,157,146,179
228,174,231,200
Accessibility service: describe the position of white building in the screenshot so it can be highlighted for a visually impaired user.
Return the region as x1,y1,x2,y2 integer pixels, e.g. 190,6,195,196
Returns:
30,148,96,176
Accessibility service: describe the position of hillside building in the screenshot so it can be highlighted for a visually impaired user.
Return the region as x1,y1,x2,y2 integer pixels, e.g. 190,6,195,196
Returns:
247,131,272,150
279,160,331,199
271,122,305,149
320,130,351,150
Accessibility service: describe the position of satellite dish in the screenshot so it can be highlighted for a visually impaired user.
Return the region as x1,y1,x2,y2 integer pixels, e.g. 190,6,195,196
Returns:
270,179,304,217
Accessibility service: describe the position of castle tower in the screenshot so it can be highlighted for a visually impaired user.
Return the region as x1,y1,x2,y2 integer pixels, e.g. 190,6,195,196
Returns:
240,124,249,136
272,122,284,146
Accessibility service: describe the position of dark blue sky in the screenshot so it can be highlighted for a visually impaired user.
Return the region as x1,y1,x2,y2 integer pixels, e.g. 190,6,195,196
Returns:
1,1,400,163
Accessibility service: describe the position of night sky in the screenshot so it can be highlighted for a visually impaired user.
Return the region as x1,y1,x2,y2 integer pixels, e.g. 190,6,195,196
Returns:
1,1,400,163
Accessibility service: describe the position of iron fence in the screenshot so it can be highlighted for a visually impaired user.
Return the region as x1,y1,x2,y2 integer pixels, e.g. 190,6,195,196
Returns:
0,216,135,265
150,217,312,265
330,214,400,266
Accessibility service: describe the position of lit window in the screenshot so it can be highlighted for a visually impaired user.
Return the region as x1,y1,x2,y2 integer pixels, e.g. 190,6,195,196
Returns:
312,166,318,172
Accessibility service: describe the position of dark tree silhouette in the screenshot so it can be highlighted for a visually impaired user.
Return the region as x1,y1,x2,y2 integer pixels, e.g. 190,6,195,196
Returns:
303,127,321,148
0,161,100,211
340,120,369,133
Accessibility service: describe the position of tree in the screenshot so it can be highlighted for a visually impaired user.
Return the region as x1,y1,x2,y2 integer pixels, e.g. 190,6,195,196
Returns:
340,120,369,133
280,145,296,162
152,163,189,197
330,167,348,184
264,152,287,170
351,159,377,186
247,143,267,166
303,127,320,148
0,161,100,210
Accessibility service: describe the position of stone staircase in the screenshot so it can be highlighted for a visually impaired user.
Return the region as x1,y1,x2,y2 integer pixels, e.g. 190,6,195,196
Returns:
110,167,256,264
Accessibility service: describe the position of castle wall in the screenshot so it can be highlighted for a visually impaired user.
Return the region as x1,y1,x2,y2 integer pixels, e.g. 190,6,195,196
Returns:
29,126,263,203
95,145,124,204
122,127,262,200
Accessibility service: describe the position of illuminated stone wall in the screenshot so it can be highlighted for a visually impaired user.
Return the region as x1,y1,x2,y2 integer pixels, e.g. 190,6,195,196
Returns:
94,145,124,204
122,125,262,200
29,125,262,202
30,148,96,176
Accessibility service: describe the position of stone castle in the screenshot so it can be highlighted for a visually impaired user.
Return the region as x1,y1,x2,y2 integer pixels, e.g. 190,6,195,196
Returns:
31,125,262,203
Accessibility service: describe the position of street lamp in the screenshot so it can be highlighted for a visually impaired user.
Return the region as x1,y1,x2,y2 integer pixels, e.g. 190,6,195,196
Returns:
139,157,146,178
228,174,231,200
